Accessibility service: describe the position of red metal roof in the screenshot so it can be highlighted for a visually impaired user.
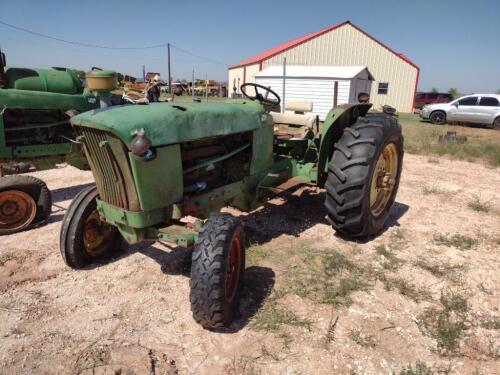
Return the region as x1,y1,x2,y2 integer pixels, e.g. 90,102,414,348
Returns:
230,21,418,70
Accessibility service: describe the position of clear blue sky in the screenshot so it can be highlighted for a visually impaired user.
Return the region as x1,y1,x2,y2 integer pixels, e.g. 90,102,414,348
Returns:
1,0,499,93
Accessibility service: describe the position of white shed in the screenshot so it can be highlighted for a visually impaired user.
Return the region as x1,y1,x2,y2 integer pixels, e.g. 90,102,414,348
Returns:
255,66,374,120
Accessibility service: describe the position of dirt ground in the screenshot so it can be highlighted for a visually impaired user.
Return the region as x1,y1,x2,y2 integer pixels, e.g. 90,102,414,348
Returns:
0,153,499,375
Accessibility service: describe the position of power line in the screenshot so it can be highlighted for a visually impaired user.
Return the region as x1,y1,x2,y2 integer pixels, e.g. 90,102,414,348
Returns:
170,44,229,66
0,20,166,49
0,20,230,65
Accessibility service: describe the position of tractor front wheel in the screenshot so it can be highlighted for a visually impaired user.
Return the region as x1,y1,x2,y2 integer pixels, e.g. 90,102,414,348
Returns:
60,185,122,269
325,113,403,239
190,213,245,329
0,175,52,235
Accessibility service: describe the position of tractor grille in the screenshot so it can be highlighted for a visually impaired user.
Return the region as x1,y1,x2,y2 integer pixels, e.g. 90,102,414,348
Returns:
76,127,132,210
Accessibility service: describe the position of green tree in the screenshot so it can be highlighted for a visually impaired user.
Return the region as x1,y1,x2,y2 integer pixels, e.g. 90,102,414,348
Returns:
448,88,459,99
431,87,439,93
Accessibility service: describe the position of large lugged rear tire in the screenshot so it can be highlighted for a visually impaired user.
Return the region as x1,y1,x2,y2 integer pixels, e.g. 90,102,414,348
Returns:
60,185,123,269
190,213,245,329
0,175,52,235
325,113,403,239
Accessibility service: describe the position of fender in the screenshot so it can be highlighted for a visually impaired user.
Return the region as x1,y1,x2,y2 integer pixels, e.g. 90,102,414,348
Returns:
316,103,372,185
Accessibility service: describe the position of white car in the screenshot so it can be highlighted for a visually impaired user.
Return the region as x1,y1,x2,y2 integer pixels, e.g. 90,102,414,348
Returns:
420,94,500,129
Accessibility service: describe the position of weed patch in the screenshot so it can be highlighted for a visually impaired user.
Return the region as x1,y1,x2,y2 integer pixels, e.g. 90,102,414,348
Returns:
433,233,477,250
467,195,491,213
417,290,469,356
394,361,434,375
349,328,377,348
251,290,311,333
380,275,432,302
414,259,465,283
376,244,403,271
284,249,372,307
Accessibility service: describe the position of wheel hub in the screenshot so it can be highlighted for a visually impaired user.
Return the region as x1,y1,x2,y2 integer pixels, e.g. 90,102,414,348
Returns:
370,143,399,217
0,190,37,232
83,210,117,257
225,234,242,302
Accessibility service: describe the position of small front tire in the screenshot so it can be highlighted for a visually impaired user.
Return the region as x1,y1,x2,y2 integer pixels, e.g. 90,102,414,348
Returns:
60,185,122,269
190,213,245,328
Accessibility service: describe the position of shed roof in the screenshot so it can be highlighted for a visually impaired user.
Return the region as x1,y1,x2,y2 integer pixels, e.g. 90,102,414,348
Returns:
256,65,374,80
230,21,418,70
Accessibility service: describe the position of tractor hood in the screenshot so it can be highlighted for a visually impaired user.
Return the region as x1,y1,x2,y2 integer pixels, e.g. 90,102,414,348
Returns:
71,101,268,148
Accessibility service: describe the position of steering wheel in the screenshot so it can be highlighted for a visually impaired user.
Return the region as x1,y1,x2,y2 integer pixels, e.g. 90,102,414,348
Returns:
240,83,281,107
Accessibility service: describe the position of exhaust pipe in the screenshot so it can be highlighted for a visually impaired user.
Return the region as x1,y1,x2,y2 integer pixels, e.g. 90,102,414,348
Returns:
0,48,6,88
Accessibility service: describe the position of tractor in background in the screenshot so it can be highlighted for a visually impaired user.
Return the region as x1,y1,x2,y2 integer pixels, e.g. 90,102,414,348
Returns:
0,49,123,235
60,83,404,329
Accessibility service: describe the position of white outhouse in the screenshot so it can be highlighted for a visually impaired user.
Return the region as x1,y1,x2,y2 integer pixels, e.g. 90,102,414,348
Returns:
254,65,374,120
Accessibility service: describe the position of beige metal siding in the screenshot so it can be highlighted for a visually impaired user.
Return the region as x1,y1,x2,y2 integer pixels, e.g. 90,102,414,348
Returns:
227,63,260,96
261,24,417,112
228,67,244,95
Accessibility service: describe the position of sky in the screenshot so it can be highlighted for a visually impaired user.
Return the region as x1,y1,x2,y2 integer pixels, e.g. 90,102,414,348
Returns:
0,0,499,93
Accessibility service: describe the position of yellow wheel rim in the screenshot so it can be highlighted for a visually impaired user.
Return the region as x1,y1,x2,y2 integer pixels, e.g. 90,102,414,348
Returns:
0,190,37,233
370,143,399,217
83,210,117,257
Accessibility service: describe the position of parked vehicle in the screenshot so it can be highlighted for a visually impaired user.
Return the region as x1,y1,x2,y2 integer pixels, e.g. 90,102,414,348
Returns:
414,92,453,109
420,94,500,129
60,83,404,328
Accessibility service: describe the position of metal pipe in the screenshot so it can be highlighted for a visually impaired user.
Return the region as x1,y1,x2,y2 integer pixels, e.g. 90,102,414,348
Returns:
282,57,286,113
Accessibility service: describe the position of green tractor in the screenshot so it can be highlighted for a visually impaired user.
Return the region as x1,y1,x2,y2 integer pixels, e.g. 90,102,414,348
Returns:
60,83,403,328
0,49,122,234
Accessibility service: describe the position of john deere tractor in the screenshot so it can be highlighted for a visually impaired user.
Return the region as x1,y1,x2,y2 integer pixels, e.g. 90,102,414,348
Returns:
60,83,403,328
0,49,122,234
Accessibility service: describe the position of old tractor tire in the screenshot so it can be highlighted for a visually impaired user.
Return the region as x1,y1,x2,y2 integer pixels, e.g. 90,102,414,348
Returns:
190,213,245,329
324,113,403,239
60,185,122,269
429,110,447,125
0,175,52,235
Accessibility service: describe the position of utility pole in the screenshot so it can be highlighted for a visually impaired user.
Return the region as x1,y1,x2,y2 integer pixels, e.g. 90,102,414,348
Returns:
192,68,195,102
282,57,286,113
142,65,146,82
167,43,172,94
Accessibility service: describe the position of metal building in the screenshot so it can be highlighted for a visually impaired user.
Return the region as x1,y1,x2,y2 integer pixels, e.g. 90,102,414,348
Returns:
255,66,373,120
228,21,419,112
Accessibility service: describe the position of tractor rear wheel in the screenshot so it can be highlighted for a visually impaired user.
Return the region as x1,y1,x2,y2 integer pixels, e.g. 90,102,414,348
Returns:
60,185,122,269
190,213,245,329
325,113,403,239
0,175,52,235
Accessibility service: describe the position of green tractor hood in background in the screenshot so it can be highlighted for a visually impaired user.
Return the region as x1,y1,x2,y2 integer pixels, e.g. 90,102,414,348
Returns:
71,100,269,148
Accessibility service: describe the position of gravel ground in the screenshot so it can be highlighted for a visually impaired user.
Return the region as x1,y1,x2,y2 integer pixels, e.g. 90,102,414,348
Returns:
0,153,499,375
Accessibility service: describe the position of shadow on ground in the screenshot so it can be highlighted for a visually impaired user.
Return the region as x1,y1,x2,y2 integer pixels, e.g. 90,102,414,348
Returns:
68,184,409,331
51,183,94,204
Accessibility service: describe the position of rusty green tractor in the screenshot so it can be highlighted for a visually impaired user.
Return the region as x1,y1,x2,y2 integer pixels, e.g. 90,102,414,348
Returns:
0,48,136,234
60,83,403,328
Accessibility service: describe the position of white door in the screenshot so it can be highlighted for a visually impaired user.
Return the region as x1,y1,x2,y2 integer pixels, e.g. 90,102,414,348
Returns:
475,96,500,125
448,96,479,122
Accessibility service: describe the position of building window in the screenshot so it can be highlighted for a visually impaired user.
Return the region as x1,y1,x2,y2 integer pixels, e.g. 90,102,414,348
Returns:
378,82,389,95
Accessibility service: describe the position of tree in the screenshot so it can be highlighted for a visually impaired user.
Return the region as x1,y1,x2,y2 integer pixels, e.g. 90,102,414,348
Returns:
431,87,439,93
448,88,459,99
496,89,500,95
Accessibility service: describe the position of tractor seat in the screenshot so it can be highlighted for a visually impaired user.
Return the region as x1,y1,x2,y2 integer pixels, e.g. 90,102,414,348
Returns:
271,100,317,140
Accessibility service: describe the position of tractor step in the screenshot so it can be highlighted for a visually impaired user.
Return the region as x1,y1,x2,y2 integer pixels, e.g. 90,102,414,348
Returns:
258,176,310,194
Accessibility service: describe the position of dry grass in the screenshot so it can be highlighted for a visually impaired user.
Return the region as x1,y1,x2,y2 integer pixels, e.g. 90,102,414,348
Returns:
399,113,500,167
417,290,469,356
349,328,377,348
433,233,477,251
467,195,492,213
